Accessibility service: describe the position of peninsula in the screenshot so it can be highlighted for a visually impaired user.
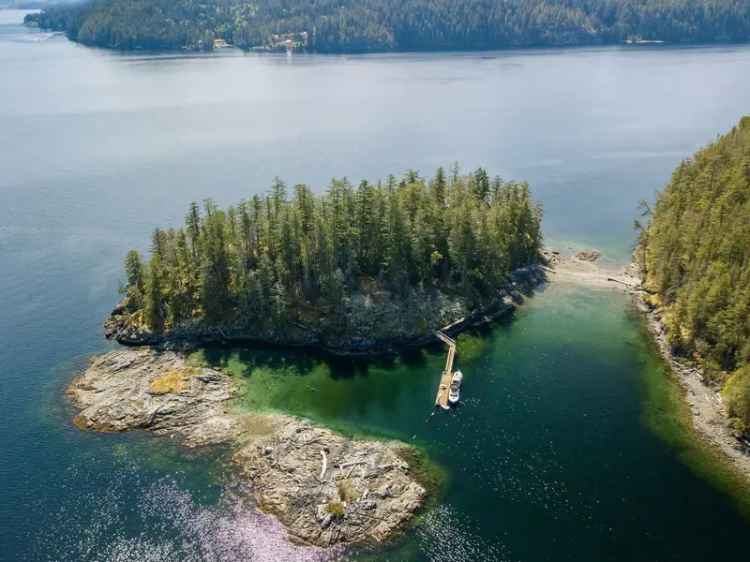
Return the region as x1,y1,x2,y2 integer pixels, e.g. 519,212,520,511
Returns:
106,168,544,356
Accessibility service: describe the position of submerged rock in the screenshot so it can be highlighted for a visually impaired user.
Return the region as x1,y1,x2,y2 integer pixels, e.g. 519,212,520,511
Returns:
574,250,601,262
68,349,427,547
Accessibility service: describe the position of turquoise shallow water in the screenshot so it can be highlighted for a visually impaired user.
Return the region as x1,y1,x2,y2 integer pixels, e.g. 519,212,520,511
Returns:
2,8,750,561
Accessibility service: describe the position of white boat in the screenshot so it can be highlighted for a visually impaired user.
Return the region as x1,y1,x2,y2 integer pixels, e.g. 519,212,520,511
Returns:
448,370,463,404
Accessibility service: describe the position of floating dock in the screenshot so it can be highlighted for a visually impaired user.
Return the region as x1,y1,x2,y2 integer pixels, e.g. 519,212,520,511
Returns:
434,331,457,410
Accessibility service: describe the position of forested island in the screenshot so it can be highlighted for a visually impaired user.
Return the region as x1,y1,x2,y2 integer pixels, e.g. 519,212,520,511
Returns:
107,168,543,354
25,0,750,52
637,116,750,439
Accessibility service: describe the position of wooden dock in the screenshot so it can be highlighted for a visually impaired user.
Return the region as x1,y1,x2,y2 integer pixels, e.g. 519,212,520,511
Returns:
434,331,456,410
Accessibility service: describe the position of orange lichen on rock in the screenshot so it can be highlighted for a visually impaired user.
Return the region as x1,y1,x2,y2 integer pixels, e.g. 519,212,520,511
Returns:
148,368,192,395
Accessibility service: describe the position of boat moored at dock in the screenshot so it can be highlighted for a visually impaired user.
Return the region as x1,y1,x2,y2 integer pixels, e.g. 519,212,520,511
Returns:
448,370,463,405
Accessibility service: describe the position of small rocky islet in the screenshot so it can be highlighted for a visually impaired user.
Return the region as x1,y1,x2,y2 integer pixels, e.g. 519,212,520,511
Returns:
69,349,427,547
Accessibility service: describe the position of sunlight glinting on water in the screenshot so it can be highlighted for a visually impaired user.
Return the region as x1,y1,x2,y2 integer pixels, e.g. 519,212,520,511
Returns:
416,505,513,562
137,485,336,562
40,463,341,562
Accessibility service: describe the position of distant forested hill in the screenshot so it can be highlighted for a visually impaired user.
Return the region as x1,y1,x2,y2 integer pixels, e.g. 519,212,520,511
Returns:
3,0,79,8
638,117,750,435
25,0,750,52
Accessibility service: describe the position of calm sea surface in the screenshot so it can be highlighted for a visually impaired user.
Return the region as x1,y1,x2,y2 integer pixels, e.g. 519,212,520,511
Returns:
2,8,750,561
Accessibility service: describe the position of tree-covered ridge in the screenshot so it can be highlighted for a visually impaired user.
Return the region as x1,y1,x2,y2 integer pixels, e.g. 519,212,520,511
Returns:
638,116,750,434
120,168,542,342
27,0,750,52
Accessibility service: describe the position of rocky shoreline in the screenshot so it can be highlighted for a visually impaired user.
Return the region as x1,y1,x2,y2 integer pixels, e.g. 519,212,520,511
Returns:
68,349,428,547
635,292,750,481
104,266,546,357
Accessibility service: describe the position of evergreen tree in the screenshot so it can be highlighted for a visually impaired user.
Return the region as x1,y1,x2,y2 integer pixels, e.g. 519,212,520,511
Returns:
144,256,164,332
200,205,232,321
186,201,201,261
124,250,144,290
123,250,145,312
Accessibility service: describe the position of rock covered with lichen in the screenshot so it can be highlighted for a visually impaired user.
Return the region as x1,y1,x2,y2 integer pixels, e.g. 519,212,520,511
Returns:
68,349,240,446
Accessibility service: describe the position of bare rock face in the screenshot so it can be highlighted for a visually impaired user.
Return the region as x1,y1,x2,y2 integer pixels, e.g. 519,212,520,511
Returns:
233,415,426,546
68,349,241,447
68,349,428,547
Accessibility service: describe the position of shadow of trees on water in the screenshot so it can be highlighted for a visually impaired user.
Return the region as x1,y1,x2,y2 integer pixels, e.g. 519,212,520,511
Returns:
198,342,432,382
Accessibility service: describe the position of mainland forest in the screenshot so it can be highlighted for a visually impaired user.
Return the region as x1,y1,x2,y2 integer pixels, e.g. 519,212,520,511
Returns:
26,0,750,52
638,116,750,435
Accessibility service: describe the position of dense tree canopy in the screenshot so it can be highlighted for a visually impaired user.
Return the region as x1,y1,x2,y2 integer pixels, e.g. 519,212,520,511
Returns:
639,116,750,434
119,167,542,339
27,0,750,52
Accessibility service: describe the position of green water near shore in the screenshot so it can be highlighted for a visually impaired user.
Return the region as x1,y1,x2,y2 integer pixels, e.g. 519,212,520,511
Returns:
193,282,750,561
635,317,750,522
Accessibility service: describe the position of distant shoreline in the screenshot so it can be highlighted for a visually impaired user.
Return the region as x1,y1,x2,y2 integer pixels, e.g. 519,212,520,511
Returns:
24,0,750,55
19,24,750,56
7,9,749,56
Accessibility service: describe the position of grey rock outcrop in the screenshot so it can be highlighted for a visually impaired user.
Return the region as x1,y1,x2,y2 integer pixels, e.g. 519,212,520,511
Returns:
68,349,240,446
68,349,428,546
233,415,425,546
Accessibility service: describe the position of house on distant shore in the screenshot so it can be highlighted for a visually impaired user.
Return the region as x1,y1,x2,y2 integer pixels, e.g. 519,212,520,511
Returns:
624,35,665,45
213,38,231,49
269,31,309,51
